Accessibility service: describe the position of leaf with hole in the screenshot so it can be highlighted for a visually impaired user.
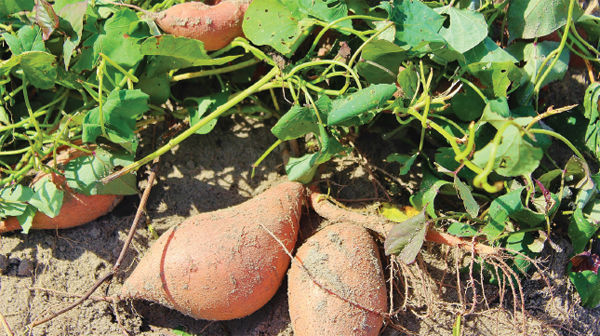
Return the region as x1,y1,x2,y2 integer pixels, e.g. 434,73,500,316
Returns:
435,6,487,53
382,0,446,51
243,0,313,55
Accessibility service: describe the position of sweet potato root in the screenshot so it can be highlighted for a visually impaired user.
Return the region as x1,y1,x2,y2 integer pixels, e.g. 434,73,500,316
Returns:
0,194,122,233
120,181,304,320
153,0,250,51
0,148,122,234
287,223,388,336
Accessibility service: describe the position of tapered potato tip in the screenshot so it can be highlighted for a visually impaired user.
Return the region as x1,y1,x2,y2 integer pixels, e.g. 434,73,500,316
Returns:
121,181,305,320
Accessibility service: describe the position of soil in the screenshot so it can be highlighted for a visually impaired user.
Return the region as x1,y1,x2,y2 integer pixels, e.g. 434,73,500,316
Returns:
2,72,600,335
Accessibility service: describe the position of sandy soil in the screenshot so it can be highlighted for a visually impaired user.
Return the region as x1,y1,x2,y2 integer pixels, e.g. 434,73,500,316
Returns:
1,76,600,335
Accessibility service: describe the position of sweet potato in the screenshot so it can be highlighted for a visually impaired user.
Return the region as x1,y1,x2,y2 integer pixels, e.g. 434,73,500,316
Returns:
120,181,304,320
287,223,388,336
0,148,122,234
153,0,250,51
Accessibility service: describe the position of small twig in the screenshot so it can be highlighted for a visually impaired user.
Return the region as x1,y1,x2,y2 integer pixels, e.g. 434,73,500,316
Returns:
28,287,117,303
0,310,14,336
29,158,160,328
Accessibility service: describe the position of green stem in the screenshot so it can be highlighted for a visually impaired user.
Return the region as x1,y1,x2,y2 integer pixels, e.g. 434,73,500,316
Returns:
97,58,108,137
285,59,362,90
533,0,576,95
570,21,600,57
171,58,260,82
99,52,139,83
251,139,283,178
529,128,585,160
102,67,281,183
21,81,44,146
0,85,23,105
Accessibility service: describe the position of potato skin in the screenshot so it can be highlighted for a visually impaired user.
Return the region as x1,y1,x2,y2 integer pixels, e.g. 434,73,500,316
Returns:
121,181,304,320
0,148,122,233
288,224,388,336
0,194,122,233
155,0,250,51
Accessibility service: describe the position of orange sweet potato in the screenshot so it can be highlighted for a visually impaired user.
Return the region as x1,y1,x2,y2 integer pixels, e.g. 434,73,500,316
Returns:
153,0,250,51
120,181,304,320
0,148,122,234
287,223,388,336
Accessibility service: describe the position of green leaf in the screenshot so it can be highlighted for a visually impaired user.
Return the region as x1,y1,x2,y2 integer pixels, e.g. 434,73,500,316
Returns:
484,187,547,240
285,134,345,183
2,25,46,55
327,84,396,126
357,40,409,84
297,0,350,29
0,0,34,17
450,85,486,121
92,9,144,68
34,0,59,40
447,222,478,238
63,147,138,195
463,37,518,65
583,83,600,159
385,0,446,51
28,177,64,218
454,175,479,218
386,152,417,175
584,82,600,120
140,35,241,76
272,105,319,141
20,51,58,89
466,61,523,98
0,185,34,217
504,231,535,272
569,270,600,308
509,41,570,104
397,63,419,99
569,207,600,254
285,152,320,184
186,91,229,135
472,124,543,177
17,205,37,234
55,0,88,69
82,89,149,150
435,6,487,53
507,0,583,39
137,72,170,105
384,209,427,264
481,97,510,128
242,0,312,55
410,170,451,218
